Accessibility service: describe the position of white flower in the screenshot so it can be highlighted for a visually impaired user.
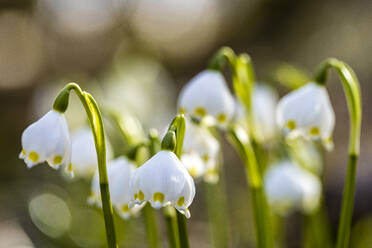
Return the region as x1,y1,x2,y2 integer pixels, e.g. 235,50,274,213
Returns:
235,84,279,143
88,157,143,219
276,82,335,149
182,120,220,183
252,85,279,142
130,151,195,218
20,110,71,170
178,70,235,127
264,161,322,215
70,127,113,178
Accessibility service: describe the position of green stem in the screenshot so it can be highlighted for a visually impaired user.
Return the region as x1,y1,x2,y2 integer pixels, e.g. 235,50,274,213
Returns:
209,47,255,135
303,204,332,248
204,180,230,248
169,115,190,248
163,206,181,248
314,58,362,248
176,212,190,248
228,126,273,248
210,47,272,248
53,83,117,248
272,214,285,248
204,128,230,248
335,154,358,248
143,204,160,248
161,115,189,248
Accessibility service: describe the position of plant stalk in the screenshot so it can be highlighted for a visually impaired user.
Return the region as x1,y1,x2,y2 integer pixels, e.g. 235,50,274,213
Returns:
228,126,273,248
54,83,117,248
314,58,362,248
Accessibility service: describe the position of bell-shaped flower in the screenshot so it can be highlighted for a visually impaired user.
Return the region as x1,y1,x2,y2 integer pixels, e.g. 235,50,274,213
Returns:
182,120,220,183
129,150,195,218
178,70,235,127
235,84,279,143
69,127,113,179
88,156,143,219
264,161,321,216
20,110,71,170
276,82,335,149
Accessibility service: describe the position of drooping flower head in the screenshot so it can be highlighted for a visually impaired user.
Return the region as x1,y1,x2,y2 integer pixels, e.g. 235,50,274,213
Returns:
178,70,235,127
70,127,113,179
181,120,220,183
88,156,142,219
276,82,335,149
264,161,322,215
20,110,71,170
130,150,195,218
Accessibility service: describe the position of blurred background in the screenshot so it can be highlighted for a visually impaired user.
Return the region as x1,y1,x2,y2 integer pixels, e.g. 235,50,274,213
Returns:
1,0,372,247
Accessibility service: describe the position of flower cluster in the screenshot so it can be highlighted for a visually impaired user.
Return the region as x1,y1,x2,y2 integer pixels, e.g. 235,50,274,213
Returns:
20,109,196,220
18,50,361,248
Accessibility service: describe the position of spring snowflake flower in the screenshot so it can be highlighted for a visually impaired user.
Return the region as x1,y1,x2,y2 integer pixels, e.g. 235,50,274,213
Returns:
235,84,278,143
70,127,113,178
19,110,71,170
181,120,220,183
88,157,143,219
276,82,335,149
130,150,195,218
264,161,321,215
178,70,235,127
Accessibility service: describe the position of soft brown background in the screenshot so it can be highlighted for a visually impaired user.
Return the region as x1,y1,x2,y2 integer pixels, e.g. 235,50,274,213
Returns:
1,0,372,247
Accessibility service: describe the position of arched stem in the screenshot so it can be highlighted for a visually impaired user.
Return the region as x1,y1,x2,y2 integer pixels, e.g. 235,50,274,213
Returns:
210,47,273,248
314,58,362,248
53,83,117,248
